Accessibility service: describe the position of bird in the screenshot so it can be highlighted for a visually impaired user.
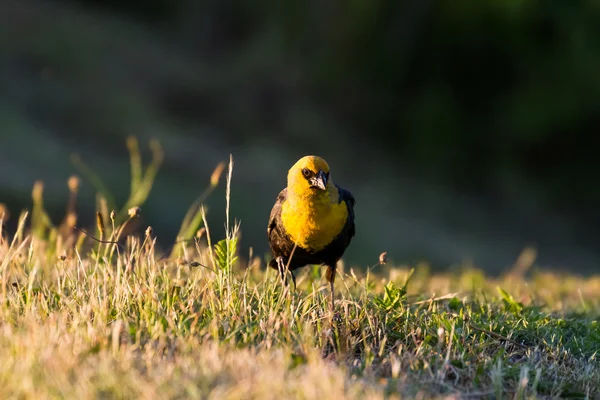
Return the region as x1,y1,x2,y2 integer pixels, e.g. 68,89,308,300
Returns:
267,155,355,310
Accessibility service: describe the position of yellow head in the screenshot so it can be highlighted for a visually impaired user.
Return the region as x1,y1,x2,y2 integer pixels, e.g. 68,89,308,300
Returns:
287,156,333,198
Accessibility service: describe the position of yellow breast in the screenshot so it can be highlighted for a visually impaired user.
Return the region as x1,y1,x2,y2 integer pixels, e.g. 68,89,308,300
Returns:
281,192,348,253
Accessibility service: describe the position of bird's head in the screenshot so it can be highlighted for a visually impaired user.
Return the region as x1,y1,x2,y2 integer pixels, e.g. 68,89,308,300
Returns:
287,155,332,198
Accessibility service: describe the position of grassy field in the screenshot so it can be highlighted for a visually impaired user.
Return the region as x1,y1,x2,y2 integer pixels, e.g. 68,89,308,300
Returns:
1,155,599,399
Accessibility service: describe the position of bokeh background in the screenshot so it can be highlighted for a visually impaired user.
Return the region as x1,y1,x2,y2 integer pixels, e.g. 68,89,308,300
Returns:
2,0,600,273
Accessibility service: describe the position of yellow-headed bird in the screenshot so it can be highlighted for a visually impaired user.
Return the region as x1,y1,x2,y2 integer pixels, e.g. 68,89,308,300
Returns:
267,155,355,309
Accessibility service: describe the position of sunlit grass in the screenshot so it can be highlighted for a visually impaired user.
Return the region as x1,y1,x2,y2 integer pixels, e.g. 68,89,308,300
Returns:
0,140,599,399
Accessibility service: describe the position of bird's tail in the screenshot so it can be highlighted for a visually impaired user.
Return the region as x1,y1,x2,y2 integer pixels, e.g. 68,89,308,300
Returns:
268,258,278,271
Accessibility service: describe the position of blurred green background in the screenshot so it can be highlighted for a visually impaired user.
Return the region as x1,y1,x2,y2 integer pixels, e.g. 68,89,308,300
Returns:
2,0,600,273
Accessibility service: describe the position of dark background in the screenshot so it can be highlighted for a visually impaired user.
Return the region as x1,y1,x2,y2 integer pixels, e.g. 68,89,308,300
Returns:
2,0,600,273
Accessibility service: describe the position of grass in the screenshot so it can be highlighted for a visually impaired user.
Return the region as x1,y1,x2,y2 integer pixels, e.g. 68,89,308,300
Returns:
1,145,600,399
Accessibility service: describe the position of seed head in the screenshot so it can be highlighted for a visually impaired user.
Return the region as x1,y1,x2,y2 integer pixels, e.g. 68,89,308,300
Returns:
379,252,388,265
67,175,80,193
110,210,116,221
128,206,141,218
196,227,206,239
32,181,44,202
145,226,153,237
0,203,9,221
65,212,77,228
211,162,226,187
126,136,138,151
96,212,105,236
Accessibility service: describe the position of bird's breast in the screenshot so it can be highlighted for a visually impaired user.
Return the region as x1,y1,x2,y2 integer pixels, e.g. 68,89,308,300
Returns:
280,196,348,252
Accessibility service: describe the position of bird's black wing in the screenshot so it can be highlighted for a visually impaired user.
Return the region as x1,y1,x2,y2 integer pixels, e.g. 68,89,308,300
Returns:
267,188,295,265
267,188,287,239
336,185,356,239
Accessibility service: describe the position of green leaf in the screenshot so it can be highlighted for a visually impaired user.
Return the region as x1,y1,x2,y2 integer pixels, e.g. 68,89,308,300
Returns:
497,287,523,313
448,297,464,311
373,281,406,312
214,237,238,271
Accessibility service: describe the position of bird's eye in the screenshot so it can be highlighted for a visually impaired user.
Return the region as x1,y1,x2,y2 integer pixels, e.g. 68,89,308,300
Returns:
302,168,311,178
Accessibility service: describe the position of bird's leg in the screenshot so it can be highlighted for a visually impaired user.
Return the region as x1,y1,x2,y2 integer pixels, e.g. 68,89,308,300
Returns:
276,257,296,293
329,280,334,312
290,271,297,291
276,256,287,285
326,263,336,312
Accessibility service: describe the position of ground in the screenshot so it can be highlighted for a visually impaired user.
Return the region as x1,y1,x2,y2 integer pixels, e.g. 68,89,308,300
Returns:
1,216,599,399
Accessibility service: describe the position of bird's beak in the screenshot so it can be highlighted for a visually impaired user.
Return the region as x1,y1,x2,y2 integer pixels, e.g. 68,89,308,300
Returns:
310,170,328,190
